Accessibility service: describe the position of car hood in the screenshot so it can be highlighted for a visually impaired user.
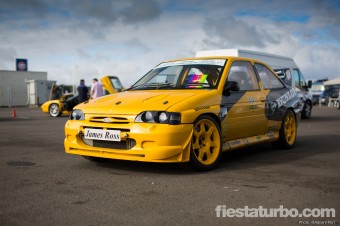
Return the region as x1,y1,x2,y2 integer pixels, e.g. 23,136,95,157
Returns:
77,90,207,115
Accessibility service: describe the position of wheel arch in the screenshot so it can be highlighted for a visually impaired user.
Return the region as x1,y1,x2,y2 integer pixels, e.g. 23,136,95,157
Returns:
194,112,222,129
287,107,297,120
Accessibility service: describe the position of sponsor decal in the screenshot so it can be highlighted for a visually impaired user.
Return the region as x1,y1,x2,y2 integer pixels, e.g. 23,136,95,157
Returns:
270,102,278,112
248,96,255,105
188,74,208,84
155,59,226,69
229,140,241,146
267,131,275,138
248,96,258,111
222,142,231,150
242,138,249,144
84,128,121,141
194,106,210,111
271,89,296,112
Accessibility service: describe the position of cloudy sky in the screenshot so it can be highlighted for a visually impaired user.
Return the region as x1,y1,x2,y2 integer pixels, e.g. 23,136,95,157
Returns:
1,0,339,87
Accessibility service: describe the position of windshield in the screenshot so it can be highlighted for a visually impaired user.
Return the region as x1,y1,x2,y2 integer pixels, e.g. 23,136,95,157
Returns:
130,59,226,90
110,77,123,90
311,84,325,92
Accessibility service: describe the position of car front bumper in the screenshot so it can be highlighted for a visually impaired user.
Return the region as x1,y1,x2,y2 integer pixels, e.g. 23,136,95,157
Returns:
64,120,193,163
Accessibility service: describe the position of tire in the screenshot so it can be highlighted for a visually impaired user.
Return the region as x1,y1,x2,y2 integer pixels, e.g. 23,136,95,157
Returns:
272,109,297,149
301,101,312,119
49,103,61,117
82,156,107,162
188,115,222,171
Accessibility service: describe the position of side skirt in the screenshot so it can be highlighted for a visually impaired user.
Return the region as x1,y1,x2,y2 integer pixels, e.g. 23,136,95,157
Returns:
222,131,279,151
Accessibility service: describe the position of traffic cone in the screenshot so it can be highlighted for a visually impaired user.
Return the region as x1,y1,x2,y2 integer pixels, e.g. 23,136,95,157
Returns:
12,108,16,118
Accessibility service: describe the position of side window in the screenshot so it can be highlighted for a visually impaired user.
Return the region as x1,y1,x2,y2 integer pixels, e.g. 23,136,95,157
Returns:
255,64,284,89
284,69,292,86
294,68,308,88
293,69,300,87
227,61,259,91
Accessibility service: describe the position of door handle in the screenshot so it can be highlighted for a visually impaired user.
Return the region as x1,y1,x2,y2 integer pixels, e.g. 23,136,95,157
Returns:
260,96,266,102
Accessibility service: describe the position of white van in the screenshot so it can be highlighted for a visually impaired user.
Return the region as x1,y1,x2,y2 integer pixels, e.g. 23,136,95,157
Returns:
196,49,313,119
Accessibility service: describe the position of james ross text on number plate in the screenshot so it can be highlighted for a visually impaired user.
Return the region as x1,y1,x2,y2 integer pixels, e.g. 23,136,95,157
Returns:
84,128,121,141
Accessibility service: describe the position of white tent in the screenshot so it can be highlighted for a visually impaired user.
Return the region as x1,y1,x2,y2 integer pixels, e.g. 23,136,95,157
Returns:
324,77,340,86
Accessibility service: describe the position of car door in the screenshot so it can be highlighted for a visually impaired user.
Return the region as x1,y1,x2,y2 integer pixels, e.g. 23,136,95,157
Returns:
222,60,267,141
254,63,288,129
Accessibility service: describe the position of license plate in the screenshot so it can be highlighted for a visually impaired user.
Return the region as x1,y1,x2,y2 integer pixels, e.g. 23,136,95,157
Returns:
84,128,121,142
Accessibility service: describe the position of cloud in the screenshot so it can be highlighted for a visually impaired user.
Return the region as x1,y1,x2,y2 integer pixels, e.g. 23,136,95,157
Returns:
118,0,161,23
0,0,339,88
295,46,340,80
0,47,17,69
1,0,161,26
202,16,280,49
0,0,48,18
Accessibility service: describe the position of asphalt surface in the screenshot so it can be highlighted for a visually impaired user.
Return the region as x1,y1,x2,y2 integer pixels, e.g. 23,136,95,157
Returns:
0,106,339,226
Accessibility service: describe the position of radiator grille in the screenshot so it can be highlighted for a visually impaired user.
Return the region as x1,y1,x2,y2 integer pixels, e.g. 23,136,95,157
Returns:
89,116,129,124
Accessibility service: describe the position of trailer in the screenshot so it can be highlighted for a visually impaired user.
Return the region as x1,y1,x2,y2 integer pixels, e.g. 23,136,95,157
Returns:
26,80,56,106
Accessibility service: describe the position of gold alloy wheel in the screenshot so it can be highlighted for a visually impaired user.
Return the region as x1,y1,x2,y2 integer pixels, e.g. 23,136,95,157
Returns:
284,111,297,145
192,118,221,166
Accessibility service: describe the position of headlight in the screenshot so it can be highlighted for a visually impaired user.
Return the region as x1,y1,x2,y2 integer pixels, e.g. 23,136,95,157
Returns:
145,111,154,122
70,110,85,120
158,112,168,123
135,111,181,125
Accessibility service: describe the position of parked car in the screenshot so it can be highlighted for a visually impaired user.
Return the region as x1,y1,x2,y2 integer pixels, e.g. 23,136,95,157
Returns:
41,93,79,117
41,76,123,117
64,57,303,170
310,79,327,105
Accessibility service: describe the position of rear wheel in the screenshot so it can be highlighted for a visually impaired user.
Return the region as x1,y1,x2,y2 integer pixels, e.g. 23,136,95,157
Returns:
49,103,61,117
189,115,222,171
301,101,312,119
272,109,297,149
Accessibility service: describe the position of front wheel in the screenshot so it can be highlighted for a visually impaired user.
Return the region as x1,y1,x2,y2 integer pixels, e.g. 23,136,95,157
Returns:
49,103,61,117
189,115,222,171
272,109,297,149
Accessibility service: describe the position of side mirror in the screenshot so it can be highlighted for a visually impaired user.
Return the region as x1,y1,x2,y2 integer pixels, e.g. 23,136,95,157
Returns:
308,80,312,89
223,81,240,96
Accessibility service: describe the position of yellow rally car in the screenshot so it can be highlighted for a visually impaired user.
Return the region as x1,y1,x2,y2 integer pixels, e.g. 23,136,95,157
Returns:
41,76,124,117
64,57,303,170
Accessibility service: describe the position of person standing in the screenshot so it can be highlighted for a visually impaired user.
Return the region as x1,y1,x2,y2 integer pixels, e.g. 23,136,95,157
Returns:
77,79,88,103
90,78,103,99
